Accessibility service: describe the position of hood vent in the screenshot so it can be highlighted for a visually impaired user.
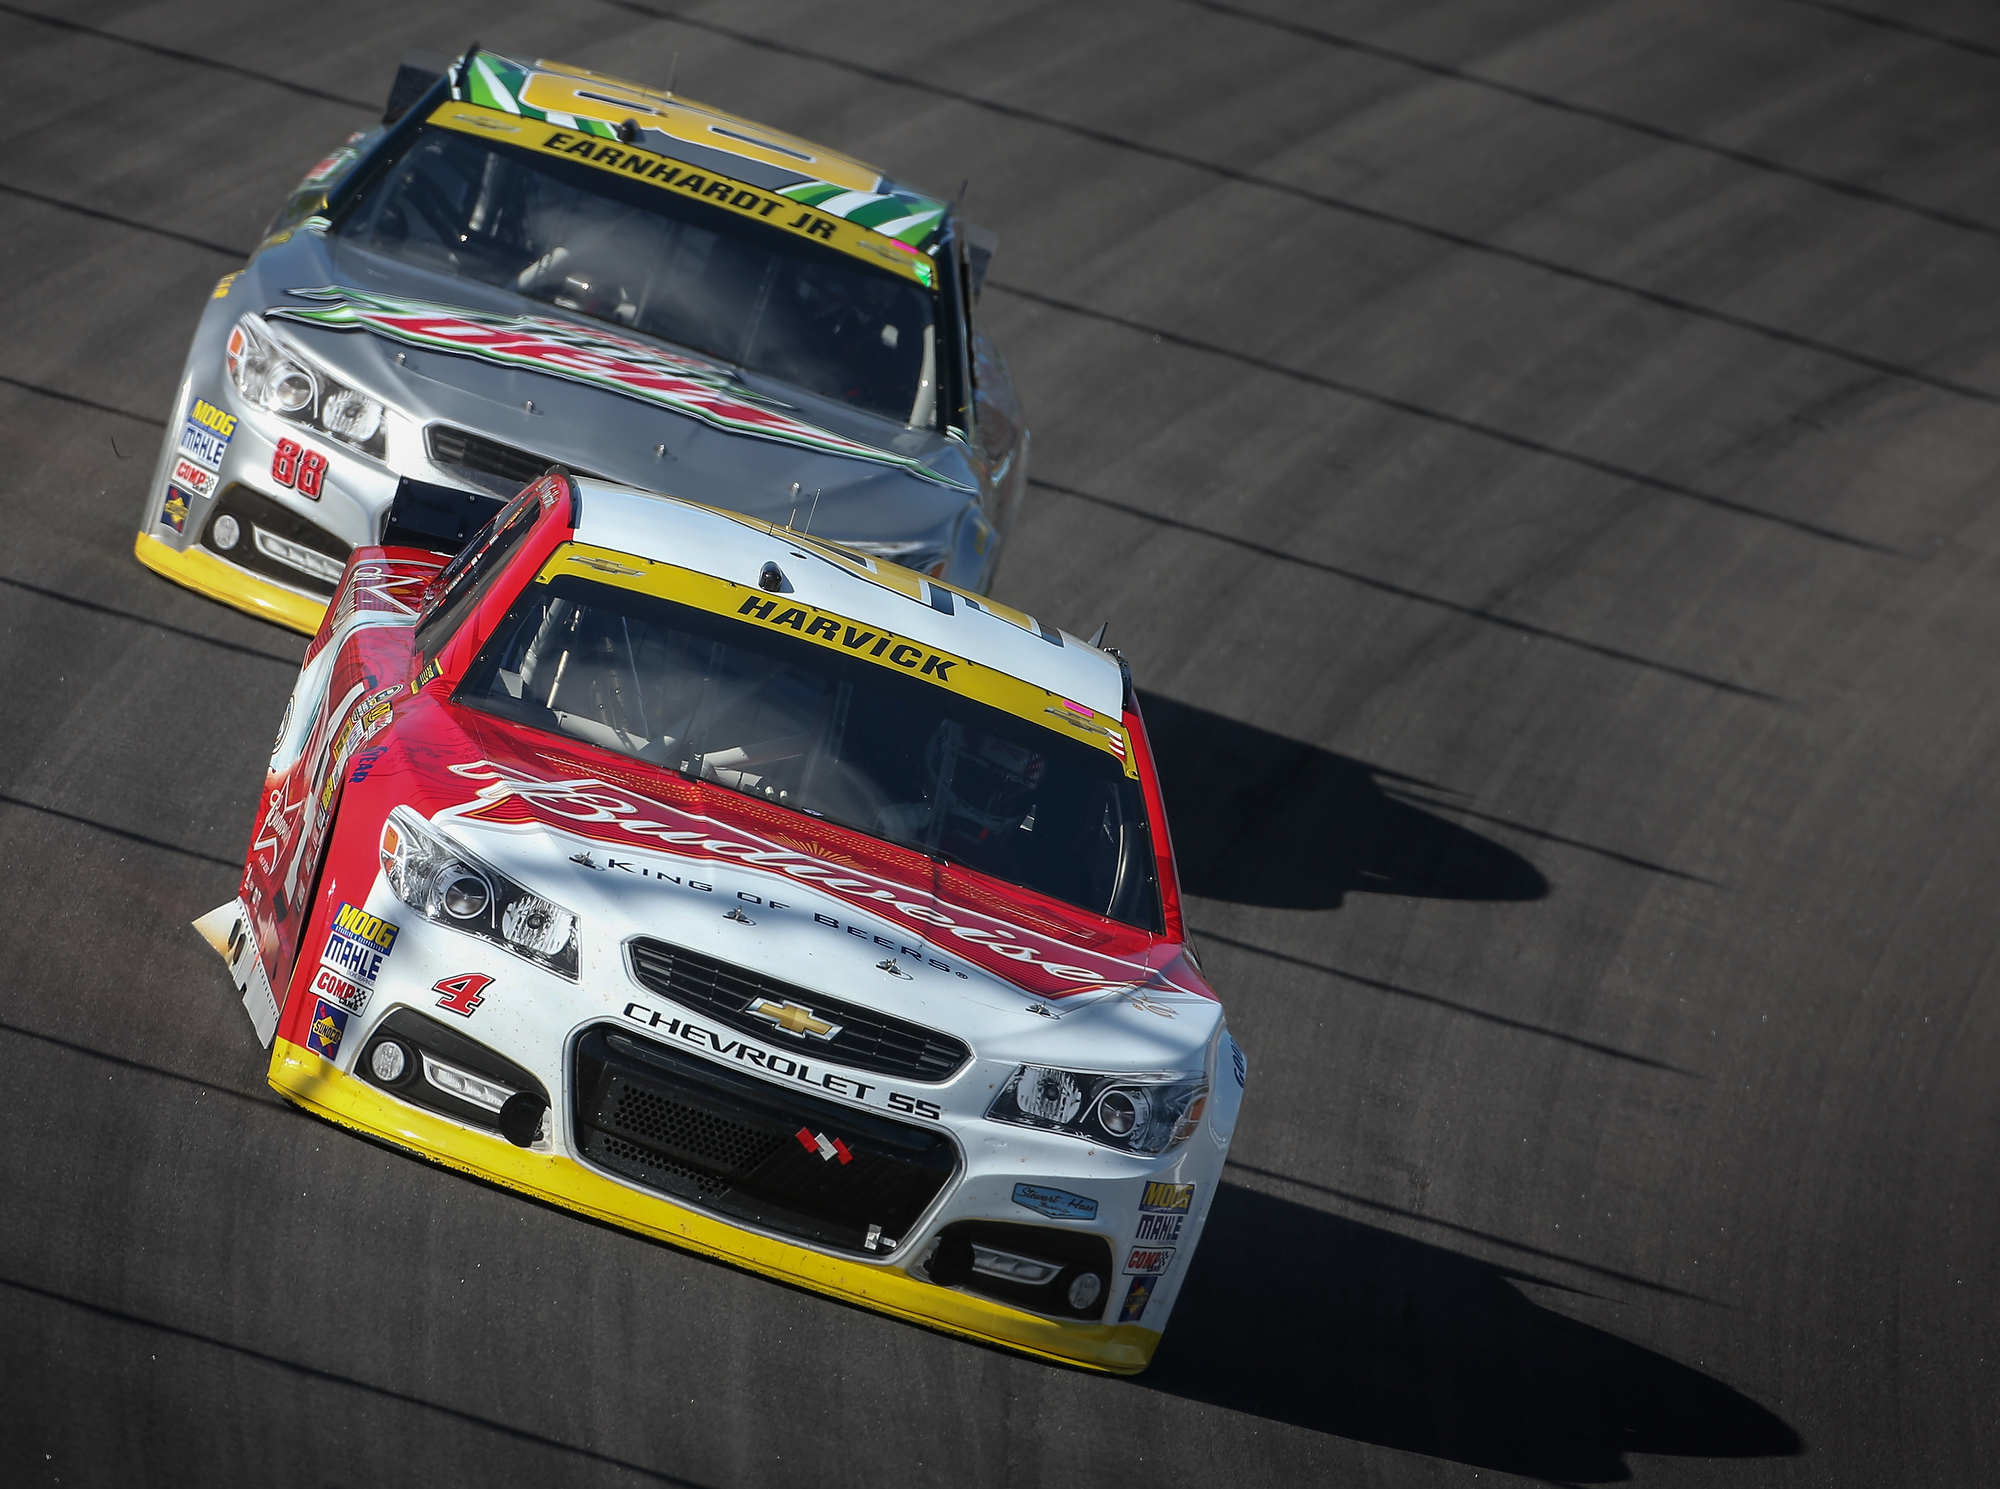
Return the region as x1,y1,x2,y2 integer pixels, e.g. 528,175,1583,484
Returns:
426,424,609,498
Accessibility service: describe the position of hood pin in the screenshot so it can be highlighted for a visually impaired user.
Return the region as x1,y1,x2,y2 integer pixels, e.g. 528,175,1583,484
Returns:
876,958,912,980
725,906,756,925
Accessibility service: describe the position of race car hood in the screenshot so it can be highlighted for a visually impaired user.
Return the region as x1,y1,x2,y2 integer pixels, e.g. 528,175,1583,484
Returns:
236,231,978,545
359,690,1215,1061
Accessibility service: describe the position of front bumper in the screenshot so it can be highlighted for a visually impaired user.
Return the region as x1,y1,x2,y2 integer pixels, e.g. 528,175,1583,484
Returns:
270,1036,1163,1373
135,368,568,637
133,533,330,635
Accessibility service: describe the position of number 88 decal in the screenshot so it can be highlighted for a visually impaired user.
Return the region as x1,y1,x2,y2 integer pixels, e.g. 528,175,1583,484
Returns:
272,437,328,499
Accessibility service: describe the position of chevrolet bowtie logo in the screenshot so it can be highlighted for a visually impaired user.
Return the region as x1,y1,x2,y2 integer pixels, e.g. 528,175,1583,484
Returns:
747,998,840,1040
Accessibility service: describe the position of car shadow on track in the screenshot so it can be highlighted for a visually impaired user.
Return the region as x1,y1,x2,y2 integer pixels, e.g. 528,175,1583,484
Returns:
1144,1183,1801,1480
1136,692,1547,909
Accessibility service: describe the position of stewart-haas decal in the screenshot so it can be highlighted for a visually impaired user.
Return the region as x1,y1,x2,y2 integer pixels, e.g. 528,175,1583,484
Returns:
266,287,970,489
439,761,1206,1002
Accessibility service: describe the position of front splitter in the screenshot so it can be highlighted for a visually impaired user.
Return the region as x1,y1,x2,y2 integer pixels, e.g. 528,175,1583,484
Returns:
267,1037,1160,1374
135,532,329,635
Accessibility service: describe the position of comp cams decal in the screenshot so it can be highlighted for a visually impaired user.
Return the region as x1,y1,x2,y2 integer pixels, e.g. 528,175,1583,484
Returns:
309,963,372,1017
1123,1245,1175,1276
170,456,217,502
267,286,968,489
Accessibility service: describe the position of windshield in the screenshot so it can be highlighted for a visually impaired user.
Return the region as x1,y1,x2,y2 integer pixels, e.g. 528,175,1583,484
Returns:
333,125,939,425
458,575,1163,930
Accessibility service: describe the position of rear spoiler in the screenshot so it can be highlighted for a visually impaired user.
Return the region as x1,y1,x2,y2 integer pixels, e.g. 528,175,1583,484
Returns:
379,477,505,557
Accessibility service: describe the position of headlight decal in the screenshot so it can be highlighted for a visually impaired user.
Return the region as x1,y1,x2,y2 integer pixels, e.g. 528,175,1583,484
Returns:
224,312,388,458
986,1065,1208,1155
380,806,580,979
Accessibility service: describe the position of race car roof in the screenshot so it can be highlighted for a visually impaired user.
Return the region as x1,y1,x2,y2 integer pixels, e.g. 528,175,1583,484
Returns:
568,480,1126,722
454,51,953,252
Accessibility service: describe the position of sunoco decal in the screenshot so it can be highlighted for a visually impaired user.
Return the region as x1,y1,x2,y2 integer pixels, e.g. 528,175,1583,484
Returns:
307,998,348,1059
267,286,969,489
1118,1276,1156,1323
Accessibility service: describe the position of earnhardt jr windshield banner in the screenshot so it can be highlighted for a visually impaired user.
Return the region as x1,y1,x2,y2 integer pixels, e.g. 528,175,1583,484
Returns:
425,100,942,280
265,286,970,489
442,62,950,253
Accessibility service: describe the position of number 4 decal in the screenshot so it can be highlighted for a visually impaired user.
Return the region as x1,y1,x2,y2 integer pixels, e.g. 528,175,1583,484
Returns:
433,972,493,1017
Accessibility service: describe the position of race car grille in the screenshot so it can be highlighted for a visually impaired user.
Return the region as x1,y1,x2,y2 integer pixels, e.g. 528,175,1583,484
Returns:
626,937,970,1083
425,425,605,496
572,1025,959,1255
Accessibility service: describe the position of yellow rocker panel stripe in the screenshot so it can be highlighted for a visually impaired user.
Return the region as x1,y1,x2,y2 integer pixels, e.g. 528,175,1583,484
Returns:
134,533,327,636
268,1037,1160,1374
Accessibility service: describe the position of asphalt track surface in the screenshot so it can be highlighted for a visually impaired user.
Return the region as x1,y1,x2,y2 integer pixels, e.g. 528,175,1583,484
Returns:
2,2,1996,1485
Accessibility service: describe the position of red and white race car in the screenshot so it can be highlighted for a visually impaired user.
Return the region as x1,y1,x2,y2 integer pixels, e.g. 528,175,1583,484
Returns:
200,472,1244,1372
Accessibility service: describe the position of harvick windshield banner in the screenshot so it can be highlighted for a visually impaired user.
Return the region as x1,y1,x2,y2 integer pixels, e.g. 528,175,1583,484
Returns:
538,543,1134,769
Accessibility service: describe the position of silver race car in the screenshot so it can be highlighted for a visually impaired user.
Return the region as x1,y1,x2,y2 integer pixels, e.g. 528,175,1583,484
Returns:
136,47,1028,633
